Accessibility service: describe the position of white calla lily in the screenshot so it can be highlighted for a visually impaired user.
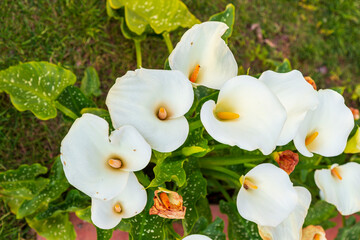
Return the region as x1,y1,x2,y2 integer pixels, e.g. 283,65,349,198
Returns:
294,89,354,157
168,21,238,89
200,75,286,155
60,113,151,200
259,70,319,146
236,163,298,227
314,162,360,215
182,234,212,240
258,187,311,240
106,68,194,152
91,172,147,229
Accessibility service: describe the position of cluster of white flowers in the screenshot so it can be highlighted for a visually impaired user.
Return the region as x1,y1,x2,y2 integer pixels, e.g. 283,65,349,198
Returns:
60,21,358,238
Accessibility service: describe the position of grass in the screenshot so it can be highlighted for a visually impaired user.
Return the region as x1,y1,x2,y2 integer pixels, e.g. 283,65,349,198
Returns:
1,0,360,238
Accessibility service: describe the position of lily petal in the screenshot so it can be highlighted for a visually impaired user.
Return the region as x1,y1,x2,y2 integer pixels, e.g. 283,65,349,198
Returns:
259,70,318,145
294,89,354,157
200,75,286,155
91,172,147,229
258,187,311,240
106,68,194,152
314,162,360,215
236,163,298,227
182,234,212,240
169,21,238,89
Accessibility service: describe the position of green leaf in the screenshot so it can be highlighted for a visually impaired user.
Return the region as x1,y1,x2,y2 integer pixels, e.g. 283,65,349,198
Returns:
120,17,147,41
219,201,261,239
80,107,112,125
304,200,337,228
180,160,207,234
209,4,235,42
80,66,102,97
75,206,92,223
26,213,76,240
17,158,70,218
345,126,360,153
201,217,226,240
275,58,292,73
56,86,96,117
331,86,345,95
182,128,211,157
336,221,360,240
36,190,90,220
148,157,187,188
128,190,166,240
108,0,124,9
121,0,200,35
97,227,113,240
0,61,76,120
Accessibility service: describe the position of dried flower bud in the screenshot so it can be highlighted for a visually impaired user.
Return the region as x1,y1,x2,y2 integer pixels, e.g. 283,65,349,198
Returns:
149,189,186,219
273,150,299,175
301,225,327,240
304,76,317,90
350,107,359,120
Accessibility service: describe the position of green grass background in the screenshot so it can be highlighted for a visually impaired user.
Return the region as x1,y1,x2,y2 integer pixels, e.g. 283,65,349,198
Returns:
1,0,360,238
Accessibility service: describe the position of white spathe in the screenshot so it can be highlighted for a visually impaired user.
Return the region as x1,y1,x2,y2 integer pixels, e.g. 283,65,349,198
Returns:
91,172,147,229
200,75,287,155
259,70,319,146
236,163,298,227
106,68,194,153
294,89,354,157
182,234,212,240
168,21,238,90
315,162,360,215
258,187,312,240
60,113,151,200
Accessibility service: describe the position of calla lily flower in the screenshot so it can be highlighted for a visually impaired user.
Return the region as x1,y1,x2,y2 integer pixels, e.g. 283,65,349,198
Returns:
91,172,147,229
182,234,212,240
294,89,354,157
106,68,194,152
236,163,298,227
314,162,360,215
302,225,327,240
60,113,151,200
200,75,286,155
168,21,238,90
259,70,319,145
258,187,311,240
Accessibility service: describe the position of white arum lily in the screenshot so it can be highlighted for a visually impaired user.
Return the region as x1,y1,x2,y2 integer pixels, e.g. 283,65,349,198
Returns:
106,68,194,152
294,89,354,157
259,70,318,146
91,172,147,229
315,162,360,215
258,187,311,240
182,234,212,240
168,21,238,90
236,163,298,227
200,75,286,155
60,113,151,200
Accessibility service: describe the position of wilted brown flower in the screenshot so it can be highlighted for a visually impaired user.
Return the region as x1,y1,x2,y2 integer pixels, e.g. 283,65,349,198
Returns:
149,189,186,219
273,150,299,175
301,225,327,240
350,107,359,120
304,76,317,90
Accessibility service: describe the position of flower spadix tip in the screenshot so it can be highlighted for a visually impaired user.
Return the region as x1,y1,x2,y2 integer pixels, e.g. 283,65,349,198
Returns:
158,107,168,120
305,131,319,146
304,76,317,90
216,111,239,120
108,158,122,169
240,175,258,190
314,234,321,240
189,64,200,83
114,203,122,213
331,167,342,180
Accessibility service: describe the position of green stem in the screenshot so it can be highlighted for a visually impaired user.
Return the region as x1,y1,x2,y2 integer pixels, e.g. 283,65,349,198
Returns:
211,179,232,202
202,169,241,187
162,32,173,54
54,101,78,120
166,224,181,240
199,155,266,166
342,215,346,227
134,40,142,68
189,120,202,131
200,164,241,180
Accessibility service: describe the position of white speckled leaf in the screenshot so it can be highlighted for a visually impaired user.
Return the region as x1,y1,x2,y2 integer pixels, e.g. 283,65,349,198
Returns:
121,0,200,35
208,4,235,42
26,213,76,240
0,61,76,120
